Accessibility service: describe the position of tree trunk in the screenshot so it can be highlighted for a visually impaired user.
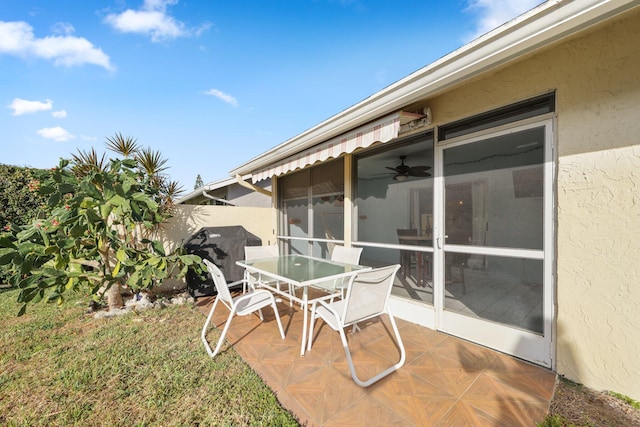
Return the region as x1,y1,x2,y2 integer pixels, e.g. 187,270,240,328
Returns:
106,282,124,310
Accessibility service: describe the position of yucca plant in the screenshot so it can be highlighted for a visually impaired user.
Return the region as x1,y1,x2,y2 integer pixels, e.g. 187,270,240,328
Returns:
0,134,203,314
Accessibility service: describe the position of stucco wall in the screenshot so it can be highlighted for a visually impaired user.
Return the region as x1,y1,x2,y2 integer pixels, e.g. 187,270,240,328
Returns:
161,205,276,249
424,11,640,398
227,179,272,208
157,205,276,291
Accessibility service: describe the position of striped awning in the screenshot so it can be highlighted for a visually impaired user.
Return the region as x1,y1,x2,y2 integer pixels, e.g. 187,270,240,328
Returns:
251,112,407,183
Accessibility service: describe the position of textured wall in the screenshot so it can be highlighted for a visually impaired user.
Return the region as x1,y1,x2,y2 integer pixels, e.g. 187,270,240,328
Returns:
552,14,640,399
157,204,276,292
425,10,640,399
161,204,276,250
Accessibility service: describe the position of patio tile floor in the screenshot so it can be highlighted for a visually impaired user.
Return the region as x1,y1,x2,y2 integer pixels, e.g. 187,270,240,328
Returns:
196,295,556,426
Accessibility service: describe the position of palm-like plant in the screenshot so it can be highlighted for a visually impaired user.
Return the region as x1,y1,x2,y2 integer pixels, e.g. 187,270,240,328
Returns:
0,134,199,314
162,180,185,210
106,132,140,157
136,148,168,176
71,148,107,178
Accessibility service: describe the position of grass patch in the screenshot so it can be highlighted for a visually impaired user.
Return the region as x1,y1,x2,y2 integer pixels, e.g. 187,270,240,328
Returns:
0,288,299,426
608,391,640,410
539,376,640,427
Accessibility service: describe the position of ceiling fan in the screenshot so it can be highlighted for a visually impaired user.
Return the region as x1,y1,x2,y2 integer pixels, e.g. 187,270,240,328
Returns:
385,155,431,180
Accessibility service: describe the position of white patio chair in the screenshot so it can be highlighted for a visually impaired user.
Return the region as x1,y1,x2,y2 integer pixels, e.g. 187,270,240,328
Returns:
201,259,285,358
331,245,363,265
331,245,363,298
307,264,405,387
243,244,279,291
312,245,363,300
244,244,296,305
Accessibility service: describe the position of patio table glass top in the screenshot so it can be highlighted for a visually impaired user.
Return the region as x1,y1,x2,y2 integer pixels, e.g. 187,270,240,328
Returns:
237,254,371,356
237,254,369,287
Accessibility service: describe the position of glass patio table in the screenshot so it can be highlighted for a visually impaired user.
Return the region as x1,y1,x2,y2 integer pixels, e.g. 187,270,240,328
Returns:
237,254,371,356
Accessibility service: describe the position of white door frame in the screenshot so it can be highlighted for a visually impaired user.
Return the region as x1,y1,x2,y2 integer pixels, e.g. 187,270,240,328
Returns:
391,116,556,368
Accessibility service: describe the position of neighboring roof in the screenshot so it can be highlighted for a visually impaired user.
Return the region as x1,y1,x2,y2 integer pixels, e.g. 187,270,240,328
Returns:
230,0,640,178
175,176,236,204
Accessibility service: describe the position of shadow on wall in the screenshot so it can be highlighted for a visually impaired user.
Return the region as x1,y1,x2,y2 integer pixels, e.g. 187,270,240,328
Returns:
158,205,204,253
154,204,275,292
555,320,581,390
158,205,275,252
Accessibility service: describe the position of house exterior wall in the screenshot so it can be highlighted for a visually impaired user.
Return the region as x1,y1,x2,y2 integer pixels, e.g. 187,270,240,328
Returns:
180,180,271,207
227,181,272,208
161,205,276,249
158,205,276,291
422,11,640,399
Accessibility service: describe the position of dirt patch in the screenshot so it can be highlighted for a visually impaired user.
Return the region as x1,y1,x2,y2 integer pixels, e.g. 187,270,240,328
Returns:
549,377,640,426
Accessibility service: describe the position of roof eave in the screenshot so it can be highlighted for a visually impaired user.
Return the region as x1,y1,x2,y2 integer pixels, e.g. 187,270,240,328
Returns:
175,176,237,204
229,0,640,177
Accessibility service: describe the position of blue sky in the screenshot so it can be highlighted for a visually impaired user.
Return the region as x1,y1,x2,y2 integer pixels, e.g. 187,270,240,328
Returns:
0,0,544,190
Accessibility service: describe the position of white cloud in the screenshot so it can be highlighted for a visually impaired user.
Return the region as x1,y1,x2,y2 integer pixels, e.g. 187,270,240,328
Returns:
51,22,75,36
465,0,545,41
204,89,239,107
52,109,67,118
144,0,178,13
104,0,210,43
7,98,52,116
0,20,113,70
80,134,98,141
38,126,74,142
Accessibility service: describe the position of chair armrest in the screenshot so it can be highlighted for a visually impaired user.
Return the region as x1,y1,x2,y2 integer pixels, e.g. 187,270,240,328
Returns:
313,298,344,330
226,279,248,289
313,292,341,303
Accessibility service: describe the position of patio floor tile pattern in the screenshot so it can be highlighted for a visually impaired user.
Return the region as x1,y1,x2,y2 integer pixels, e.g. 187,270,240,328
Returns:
196,295,556,426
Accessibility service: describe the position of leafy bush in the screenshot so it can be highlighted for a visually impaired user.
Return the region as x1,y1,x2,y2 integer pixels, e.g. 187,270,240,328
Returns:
0,164,49,227
0,164,49,284
0,135,205,314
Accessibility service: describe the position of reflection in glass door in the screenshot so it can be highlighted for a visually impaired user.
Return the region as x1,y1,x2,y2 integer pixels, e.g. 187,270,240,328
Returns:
353,133,435,311
435,120,554,366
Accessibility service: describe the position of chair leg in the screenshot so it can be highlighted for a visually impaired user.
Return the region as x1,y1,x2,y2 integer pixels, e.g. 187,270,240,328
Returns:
271,298,286,340
340,313,406,387
399,250,408,278
210,309,236,358
201,297,220,357
307,303,318,351
288,283,295,307
276,281,295,307
202,298,237,358
460,263,467,295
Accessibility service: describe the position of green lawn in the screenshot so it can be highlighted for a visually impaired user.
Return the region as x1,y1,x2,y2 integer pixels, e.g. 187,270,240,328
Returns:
0,287,299,426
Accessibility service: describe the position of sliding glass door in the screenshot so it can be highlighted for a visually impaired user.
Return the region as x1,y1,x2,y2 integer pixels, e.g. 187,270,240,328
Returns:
281,112,555,367
354,132,436,314
434,119,554,366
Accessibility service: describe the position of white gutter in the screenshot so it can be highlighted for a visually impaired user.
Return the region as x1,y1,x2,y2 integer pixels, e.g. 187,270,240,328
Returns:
175,176,236,204
230,0,639,177
200,190,235,206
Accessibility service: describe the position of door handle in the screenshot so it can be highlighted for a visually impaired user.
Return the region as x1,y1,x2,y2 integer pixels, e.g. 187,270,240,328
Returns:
436,237,442,249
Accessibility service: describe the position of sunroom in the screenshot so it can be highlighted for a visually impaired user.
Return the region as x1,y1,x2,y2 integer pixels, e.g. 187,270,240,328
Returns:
227,0,640,400
233,89,555,368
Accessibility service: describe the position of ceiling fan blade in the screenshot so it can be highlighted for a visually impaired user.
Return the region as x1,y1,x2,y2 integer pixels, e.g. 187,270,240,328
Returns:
408,165,431,176
385,166,400,172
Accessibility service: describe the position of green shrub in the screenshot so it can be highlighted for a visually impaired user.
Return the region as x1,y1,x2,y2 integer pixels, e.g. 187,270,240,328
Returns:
0,164,49,227
0,164,49,285
0,134,205,313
